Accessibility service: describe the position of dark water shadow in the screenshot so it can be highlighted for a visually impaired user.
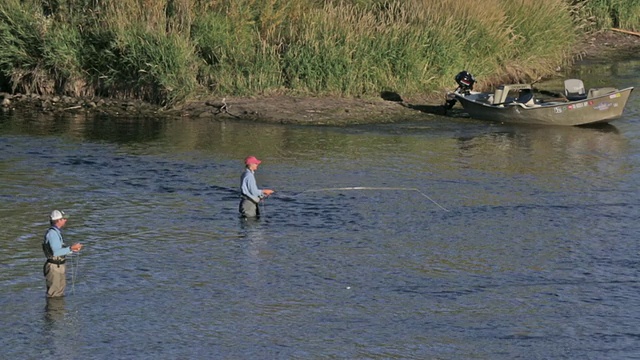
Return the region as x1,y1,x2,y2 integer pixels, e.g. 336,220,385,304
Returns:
576,123,620,133
380,91,449,117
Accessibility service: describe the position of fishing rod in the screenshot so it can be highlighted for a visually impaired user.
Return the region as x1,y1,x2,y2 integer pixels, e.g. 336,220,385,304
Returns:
295,187,450,212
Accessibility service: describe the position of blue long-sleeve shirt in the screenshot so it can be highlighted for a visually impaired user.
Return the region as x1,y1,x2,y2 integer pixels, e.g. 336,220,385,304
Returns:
43,226,71,258
240,168,263,203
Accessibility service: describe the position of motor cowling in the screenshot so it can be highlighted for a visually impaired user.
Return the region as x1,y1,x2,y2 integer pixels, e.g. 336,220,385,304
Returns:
454,71,476,93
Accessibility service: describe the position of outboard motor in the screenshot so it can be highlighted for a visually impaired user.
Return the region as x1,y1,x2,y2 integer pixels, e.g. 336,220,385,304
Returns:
454,71,476,94
445,70,476,110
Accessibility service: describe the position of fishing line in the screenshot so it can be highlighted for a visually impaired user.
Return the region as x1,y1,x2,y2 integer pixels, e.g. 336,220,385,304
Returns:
260,197,268,218
71,251,80,295
298,186,450,212
99,230,157,240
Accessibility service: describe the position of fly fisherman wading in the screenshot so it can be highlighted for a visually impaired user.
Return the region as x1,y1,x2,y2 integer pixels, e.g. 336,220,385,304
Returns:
43,210,83,298
239,156,274,218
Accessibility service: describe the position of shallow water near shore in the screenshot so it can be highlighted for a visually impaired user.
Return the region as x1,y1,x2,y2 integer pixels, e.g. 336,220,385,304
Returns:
1,57,639,359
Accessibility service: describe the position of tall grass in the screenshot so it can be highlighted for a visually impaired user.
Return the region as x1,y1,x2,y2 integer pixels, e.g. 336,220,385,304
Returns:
497,0,577,82
0,0,637,105
0,0,55,94
574,0,640,31
190,2,287,95
85,0,200,104
280,0,577,94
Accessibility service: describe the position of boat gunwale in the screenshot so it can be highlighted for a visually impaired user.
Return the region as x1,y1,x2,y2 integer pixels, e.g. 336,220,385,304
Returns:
456,86,634,110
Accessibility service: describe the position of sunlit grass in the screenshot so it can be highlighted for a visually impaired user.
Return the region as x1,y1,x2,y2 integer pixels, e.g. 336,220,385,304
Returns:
577,0,640,31
0,0,637,106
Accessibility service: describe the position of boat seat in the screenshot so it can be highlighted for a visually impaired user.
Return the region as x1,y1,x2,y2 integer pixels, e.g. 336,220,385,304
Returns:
515,89,535,106
587,87,617,98
564,79,587,101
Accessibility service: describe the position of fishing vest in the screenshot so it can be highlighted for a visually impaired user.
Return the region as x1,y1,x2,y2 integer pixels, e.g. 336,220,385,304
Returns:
43,226,66,264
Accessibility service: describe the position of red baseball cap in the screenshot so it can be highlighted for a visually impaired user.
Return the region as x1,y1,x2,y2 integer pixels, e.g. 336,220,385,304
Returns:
244,156,262,165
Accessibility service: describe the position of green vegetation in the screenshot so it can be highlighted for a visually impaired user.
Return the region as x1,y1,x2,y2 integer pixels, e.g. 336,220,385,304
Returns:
0,0,638,106
572,0,640,31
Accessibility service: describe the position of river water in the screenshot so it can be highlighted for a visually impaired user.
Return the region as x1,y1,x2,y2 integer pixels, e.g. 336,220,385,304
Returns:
1,56,639,359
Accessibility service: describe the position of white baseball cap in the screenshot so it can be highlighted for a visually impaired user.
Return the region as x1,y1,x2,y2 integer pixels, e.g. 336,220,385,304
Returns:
50,210,68,221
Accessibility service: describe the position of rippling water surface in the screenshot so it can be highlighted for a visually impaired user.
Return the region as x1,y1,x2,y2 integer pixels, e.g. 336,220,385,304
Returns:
1,58,640,359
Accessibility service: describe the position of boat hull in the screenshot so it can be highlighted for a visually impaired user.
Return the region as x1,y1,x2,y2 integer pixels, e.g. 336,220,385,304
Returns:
454,87,634,126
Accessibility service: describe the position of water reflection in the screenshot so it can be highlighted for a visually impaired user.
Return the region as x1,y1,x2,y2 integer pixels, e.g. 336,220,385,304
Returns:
44,297,67,323
239,217,267,257
0,110,165,143
454,124,629,177
82,114,165,143
42,297,74,357
40,298,84,358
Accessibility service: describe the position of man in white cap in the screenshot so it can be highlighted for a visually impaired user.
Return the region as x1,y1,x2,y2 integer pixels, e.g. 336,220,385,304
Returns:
42,210,82,297
239,156,274,218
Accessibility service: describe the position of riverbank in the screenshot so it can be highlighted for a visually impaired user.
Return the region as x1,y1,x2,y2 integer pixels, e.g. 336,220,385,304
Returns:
174,30,640,125
1,30,638,126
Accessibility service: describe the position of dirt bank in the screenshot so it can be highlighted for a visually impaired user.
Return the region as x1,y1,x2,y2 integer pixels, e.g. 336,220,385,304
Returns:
173,94,443,125
2,30,638,125
579,29,640,59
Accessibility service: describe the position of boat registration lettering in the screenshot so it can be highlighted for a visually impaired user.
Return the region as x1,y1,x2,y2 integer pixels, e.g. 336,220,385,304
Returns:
593,102,613,111
609,93,621,99
566,102,589,111
553,106,566,114
573,102,587,109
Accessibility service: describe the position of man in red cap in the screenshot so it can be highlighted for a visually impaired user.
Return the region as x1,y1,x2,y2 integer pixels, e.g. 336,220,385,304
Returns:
239,156,274,218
